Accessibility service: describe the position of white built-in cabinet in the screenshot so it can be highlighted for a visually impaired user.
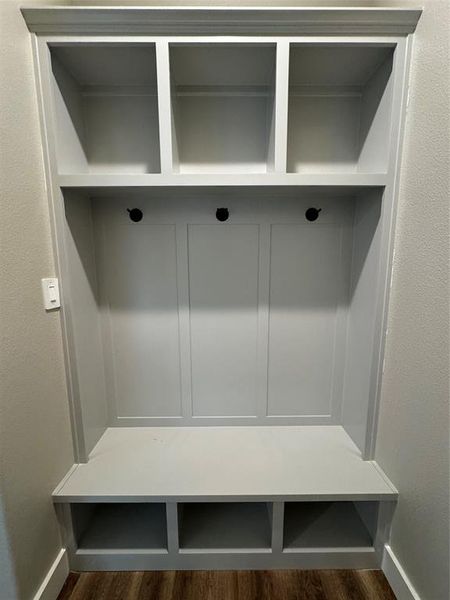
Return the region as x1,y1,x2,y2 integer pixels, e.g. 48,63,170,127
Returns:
22,6,421,571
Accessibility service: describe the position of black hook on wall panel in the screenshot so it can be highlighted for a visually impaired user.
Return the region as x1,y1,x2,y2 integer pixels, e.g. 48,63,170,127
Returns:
305,207,322,222
127,208,143,222
216,208,229,222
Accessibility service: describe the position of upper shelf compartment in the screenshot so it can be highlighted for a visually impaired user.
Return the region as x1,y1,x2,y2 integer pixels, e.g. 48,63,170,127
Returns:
50,44,161,174
287,44,395,175
169,44,276,174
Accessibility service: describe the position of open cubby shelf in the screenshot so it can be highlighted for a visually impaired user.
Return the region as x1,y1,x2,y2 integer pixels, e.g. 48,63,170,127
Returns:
48,41,396,178
178,503,272,552
169,44,276,174
287,44,394,174
50,44,161,174
71,503,168,553
68,499,381,559
283,501,376,550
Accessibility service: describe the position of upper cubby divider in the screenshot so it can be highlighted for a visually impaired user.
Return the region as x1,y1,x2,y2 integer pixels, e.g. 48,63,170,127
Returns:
49,44,161,174
287,44,395,174
168,43,277,174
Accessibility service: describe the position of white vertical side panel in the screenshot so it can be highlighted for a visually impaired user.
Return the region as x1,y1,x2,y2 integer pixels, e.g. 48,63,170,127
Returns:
256,224,271,418
188,224,260,417
50,55,88,174
267,224,345,416
175,224,193,418
64,194,108,455
156,41,174,174
274,41,290,173
342,193,382,451
358,54,394,173
34,38,88,461
99,221,182,418
364,37,412,458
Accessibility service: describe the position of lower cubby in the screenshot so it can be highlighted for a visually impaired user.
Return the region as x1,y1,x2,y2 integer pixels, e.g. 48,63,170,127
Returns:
178,502,272,553
64,499,387,570
283,501,377,551
71,503,168,553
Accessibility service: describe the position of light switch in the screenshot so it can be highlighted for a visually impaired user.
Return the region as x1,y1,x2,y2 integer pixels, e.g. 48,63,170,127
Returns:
41,277,60,310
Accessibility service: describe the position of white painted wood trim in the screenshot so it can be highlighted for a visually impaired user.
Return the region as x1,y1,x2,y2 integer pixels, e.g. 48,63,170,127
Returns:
32,36,89,463
32,548,68,600
52,427,397,503
273,41,289,173
57,173,388,188
155,41,174,174
363,35,414,459
69,547,378,572
382,545,421,600
21,7,422,36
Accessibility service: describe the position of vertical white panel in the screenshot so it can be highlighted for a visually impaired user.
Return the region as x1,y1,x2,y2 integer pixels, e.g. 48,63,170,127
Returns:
358,55,394,173
155,41,174,173
342,194,382,450
101,223,182,417
188,224,259,416
51,57,88,173
273,41,290,173
267,224,344,416
64,194,108,454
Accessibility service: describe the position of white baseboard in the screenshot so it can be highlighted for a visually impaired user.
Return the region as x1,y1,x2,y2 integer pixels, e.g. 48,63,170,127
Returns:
32,548,68,600
382,545,421,600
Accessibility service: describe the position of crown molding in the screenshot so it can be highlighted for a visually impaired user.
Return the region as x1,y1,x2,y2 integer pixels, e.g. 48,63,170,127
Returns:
21,6,422,36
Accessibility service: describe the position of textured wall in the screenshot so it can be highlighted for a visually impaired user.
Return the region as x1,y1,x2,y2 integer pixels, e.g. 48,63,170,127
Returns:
0,1,74,599
0,1,448,599
374,1,450,599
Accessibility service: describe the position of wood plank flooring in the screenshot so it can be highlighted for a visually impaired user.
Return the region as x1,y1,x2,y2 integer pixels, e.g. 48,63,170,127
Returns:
58,570,396,600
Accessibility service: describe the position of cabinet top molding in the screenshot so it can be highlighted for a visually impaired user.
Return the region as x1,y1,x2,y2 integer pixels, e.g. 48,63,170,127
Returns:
21,6,422,36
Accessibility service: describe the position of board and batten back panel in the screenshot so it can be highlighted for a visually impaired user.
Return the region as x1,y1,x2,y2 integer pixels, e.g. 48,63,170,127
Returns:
95,219,182,418
267,224,348,416
188,224,260,416
73,194,362,425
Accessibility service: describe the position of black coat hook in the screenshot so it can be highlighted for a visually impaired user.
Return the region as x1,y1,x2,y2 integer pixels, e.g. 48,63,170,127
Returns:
127,208,143,222
305,207,322,222
216,208,229,222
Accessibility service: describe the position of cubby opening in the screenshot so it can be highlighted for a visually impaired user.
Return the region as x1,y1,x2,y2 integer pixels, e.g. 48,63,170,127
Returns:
169,44,277,174
71,503,168,552
283,501,377,550
50,45,161,174
178,502,272,552
287,45,395,174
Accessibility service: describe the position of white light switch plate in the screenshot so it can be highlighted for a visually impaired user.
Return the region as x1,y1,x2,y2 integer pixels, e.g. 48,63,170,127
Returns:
41,277,60,310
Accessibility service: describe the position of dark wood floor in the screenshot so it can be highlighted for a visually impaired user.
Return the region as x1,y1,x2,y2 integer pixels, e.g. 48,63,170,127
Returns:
58,570,396,600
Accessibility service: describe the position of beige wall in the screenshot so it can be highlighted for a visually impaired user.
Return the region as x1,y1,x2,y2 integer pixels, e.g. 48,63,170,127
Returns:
0,1,448,599
374,2,450,600
0,1,74,599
